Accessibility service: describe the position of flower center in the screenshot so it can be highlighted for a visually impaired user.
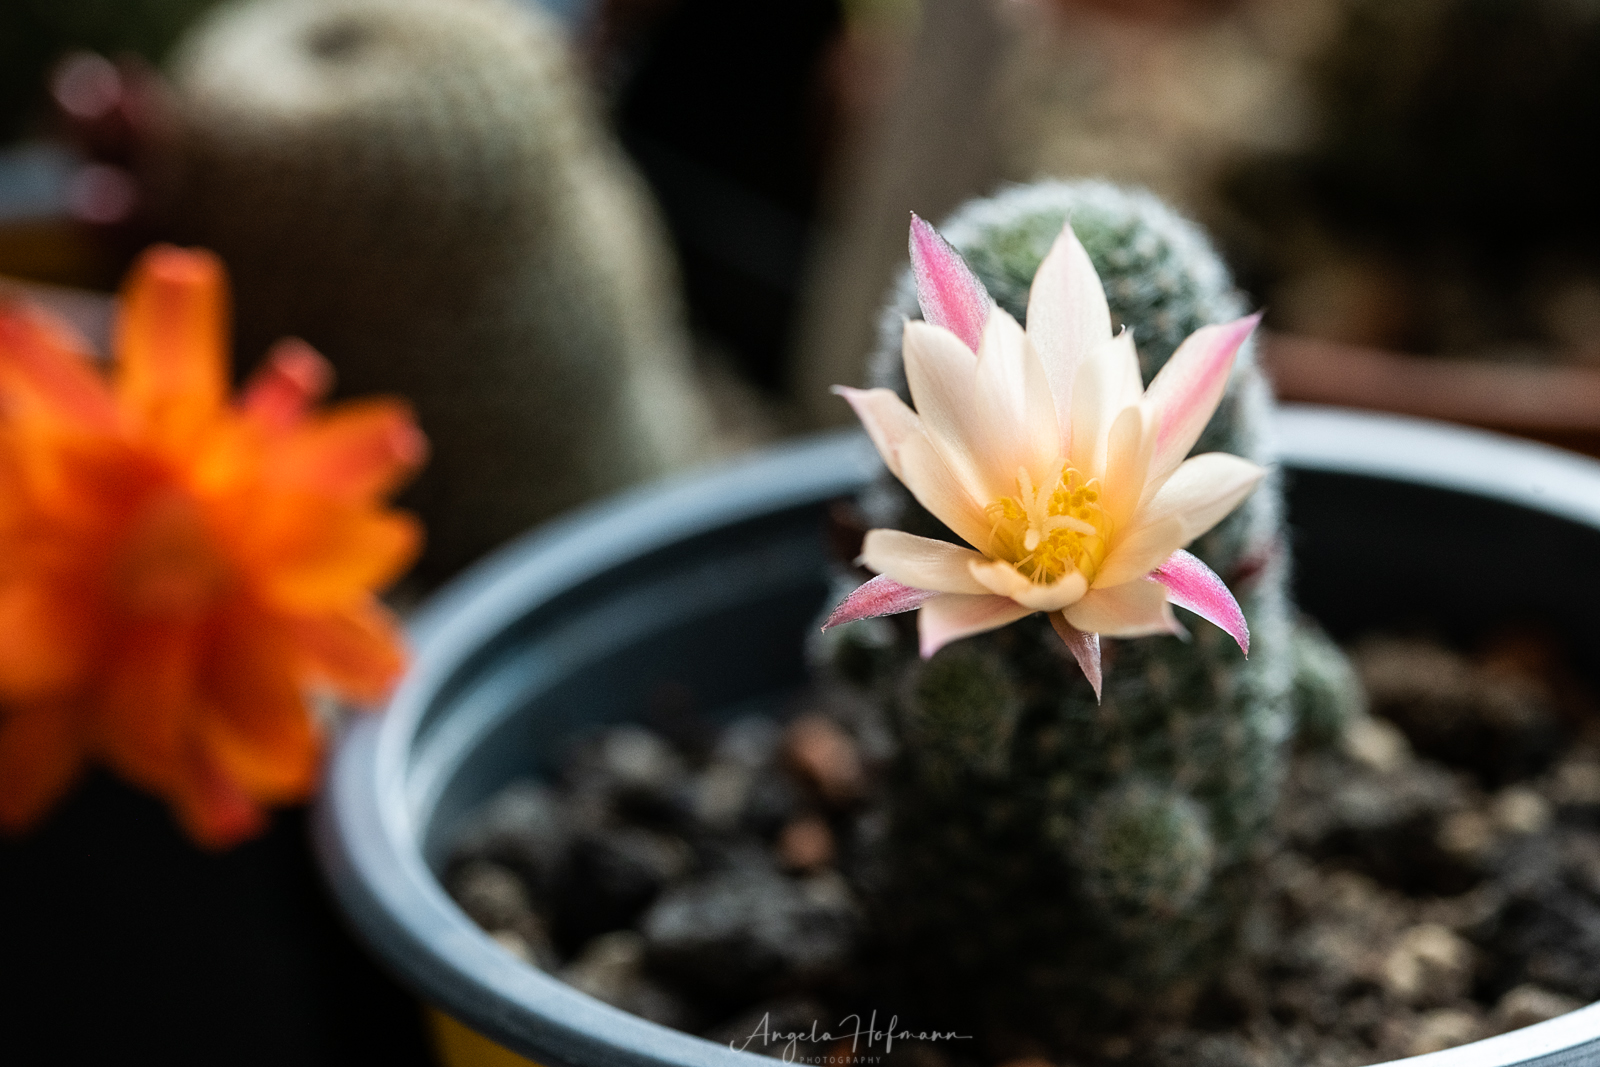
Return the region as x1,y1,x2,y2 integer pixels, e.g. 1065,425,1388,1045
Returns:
984,464,1109,585
112,488,230,617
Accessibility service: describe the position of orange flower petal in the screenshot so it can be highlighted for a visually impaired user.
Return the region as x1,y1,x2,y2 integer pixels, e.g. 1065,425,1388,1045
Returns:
240,338,334,431
168,742,269,850
0,578,97,700
113,246,228,450
197,605,320,802
1,244,425,848
199,699,318,802
0,700,85,833
7,428,150,542
290,599,408,705
275,399,428,500
0,301,117,432
255,506,422,611
92,621,198,794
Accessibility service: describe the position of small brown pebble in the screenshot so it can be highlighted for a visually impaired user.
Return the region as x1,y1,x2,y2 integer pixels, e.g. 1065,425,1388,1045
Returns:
1479,628,1560,680
1552,761,1600,805
1494,984,1583,1032
1491,786,1552,835
695,761,751,828
1437,810,1496,861
778,815,836,871
1342,717,1412,774
490,929,536,964
1555,764,1600,806
449,859,558,968
827,1039,858,1064
784,714,865,806
560,931,647,1004
1303,925,1371,987
1383,925,1474,1005
1323,869,1380,914
1407,1008,1483,1056
452,859,534,932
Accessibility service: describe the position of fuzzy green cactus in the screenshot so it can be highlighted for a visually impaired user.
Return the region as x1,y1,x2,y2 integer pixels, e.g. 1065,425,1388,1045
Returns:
826,181,1356,1045
161,0,714,580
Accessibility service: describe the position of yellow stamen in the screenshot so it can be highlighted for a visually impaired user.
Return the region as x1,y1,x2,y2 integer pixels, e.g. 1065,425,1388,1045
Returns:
983,463,1109,585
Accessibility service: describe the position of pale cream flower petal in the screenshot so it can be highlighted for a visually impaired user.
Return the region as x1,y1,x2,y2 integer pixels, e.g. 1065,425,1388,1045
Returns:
1093,515,1185,588
1097,454,1263,587
902,320,1000,500
1100,402,1154,533
972,309,1061,484
917,593,1034,658
833,383,989,549
1026,222,1113,430
894,425,995,551
1062,579,1178,638
969,557,1089,612
1137,452,1265,544
1109,330,1144,408
1143,314,1260,483
859,529,991,595
1068,331,1142,477
832,386,919,481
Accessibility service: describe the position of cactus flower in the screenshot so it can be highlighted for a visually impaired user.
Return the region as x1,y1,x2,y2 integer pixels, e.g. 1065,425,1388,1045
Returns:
825,215,1262,696
0,246,425,846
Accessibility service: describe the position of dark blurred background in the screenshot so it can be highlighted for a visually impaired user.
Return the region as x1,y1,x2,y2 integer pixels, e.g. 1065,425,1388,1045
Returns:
7,0,1600,446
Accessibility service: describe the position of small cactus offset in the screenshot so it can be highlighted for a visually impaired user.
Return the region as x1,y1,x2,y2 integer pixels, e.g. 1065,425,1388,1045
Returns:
822,181,1353,1045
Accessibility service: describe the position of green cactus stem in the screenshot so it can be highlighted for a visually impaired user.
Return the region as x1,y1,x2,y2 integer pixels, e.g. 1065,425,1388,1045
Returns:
826,180,1356,1048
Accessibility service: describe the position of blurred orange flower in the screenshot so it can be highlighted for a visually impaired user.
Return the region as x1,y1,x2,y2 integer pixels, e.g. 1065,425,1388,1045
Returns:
0,246,425,847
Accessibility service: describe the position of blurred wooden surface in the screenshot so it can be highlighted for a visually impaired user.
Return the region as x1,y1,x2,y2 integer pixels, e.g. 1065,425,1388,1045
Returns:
1263,332,1600,459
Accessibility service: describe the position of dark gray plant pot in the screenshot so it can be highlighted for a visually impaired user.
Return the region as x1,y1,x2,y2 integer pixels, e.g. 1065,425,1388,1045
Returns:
315,405,1600,1067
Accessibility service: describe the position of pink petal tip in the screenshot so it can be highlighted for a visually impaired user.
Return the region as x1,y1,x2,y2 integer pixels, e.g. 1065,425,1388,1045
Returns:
1050,612,1103,701
1148,549,1249,655
909,212,992,353
241,337,334,429
1153,311,1262,462
822,574,936,631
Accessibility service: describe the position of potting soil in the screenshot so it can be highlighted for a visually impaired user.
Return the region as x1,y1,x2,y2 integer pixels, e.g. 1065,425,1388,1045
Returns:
445,628,1600,1067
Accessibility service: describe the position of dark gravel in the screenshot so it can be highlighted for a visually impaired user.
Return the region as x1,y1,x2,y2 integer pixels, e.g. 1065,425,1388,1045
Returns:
445,632,1600,1067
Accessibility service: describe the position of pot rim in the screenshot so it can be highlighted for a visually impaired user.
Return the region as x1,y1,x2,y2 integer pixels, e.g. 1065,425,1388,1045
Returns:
314,404,1600,1067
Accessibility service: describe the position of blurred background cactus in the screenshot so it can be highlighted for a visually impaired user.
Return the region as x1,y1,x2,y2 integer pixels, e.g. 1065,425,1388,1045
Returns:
822,180,1361,1044
159,0,716,580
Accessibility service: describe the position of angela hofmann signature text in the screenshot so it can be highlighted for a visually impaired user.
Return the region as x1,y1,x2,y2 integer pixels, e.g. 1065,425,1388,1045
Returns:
730,1010,973,1062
